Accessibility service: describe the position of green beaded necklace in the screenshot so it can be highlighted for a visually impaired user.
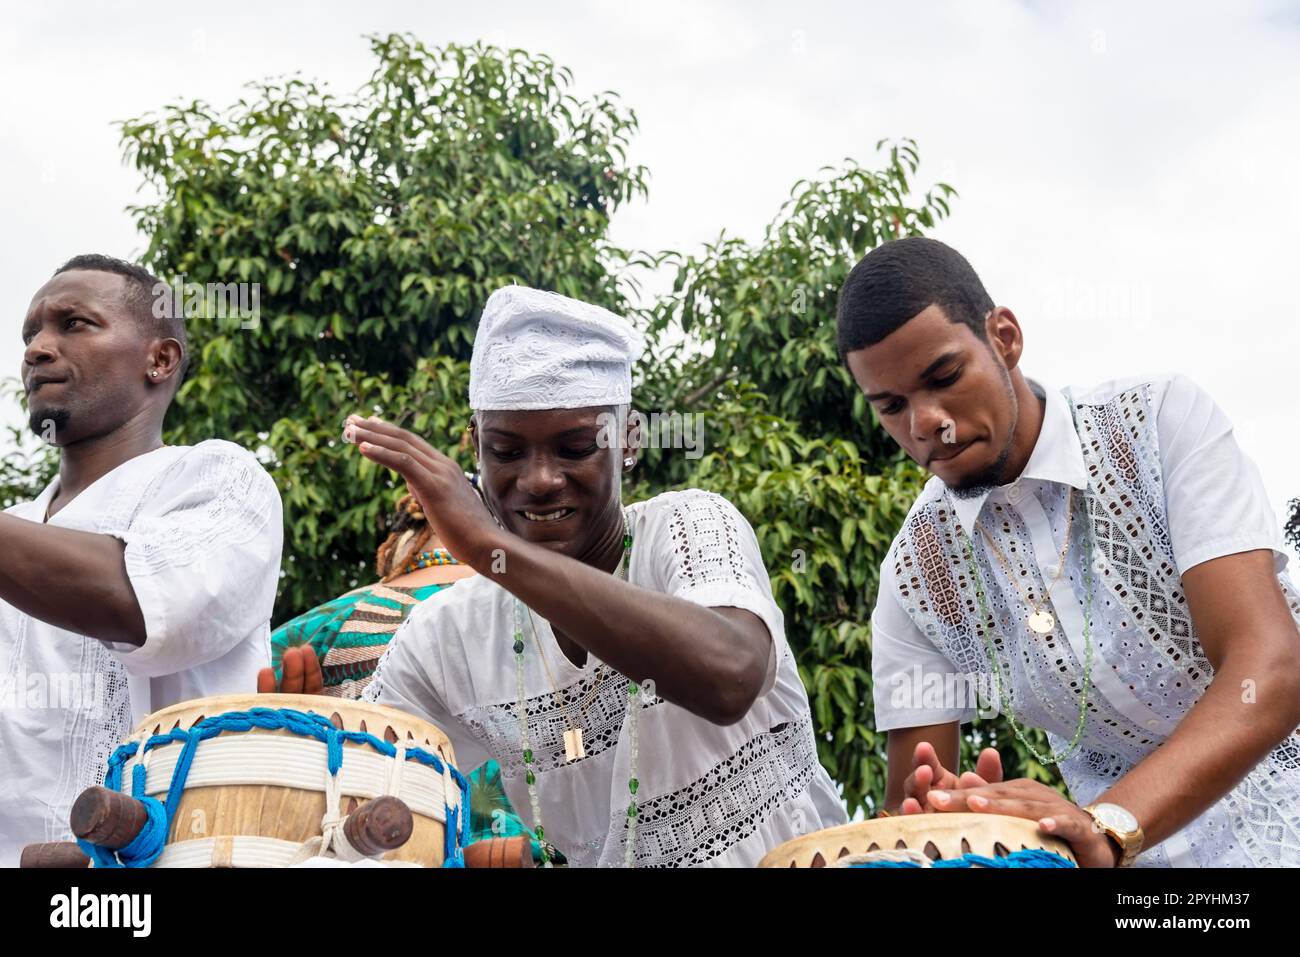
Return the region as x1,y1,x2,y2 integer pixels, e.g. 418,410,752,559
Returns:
511,510,643,867
961,487,1096,767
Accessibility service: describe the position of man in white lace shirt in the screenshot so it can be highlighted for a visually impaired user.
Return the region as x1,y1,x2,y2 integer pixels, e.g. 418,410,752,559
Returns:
273,285,846,866
837,237,1300,867
0,256,283,866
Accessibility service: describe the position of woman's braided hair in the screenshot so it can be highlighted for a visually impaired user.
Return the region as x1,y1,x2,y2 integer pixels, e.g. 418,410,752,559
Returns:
374,473,484,582
375,494,435,582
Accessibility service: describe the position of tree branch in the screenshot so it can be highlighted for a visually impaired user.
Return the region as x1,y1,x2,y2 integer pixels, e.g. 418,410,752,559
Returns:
681,368,736,407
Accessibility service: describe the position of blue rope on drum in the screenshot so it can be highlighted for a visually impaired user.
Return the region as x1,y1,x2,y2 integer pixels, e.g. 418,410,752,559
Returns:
852,848,1076,868
77,707,471,869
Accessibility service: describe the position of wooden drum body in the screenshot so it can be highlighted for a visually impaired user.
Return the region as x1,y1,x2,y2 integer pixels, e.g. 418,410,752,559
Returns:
105,693,465,868
759,814,1076,868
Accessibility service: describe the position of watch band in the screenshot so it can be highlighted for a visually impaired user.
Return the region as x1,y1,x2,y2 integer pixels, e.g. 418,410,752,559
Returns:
1083,803,1144,867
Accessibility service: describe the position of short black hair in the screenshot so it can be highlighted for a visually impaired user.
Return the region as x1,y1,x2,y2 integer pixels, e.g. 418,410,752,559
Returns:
836,237,994,356
53,254,189,384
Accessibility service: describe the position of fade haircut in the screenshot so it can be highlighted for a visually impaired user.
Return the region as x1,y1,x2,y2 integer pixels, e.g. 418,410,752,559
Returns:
836,237,994,357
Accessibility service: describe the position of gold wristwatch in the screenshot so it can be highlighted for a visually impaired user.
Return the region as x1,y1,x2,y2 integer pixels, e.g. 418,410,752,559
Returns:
1083,802,1144,867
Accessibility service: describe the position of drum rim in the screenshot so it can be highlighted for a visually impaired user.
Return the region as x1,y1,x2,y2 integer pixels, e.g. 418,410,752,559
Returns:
131,693,455,757
759,813,1076,867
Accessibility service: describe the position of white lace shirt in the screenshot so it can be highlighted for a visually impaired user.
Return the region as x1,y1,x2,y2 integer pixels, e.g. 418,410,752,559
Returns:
365,488,847,866
871,373,1300,866
0,441,283,866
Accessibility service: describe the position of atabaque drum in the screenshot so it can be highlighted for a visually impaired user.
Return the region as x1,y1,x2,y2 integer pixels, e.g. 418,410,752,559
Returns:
80,693,469,868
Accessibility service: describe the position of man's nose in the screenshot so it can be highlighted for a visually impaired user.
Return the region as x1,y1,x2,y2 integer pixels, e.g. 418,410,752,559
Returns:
517,455,566,497
23,329,57,368
910,399,951,444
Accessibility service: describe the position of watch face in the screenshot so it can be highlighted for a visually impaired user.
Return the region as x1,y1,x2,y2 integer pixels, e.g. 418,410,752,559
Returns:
1093,803,1139,834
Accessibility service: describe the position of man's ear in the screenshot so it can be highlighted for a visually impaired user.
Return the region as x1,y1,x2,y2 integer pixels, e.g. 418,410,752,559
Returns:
468,414,486,469
148,338,185,386
985,307,1024,371
623,407,643,467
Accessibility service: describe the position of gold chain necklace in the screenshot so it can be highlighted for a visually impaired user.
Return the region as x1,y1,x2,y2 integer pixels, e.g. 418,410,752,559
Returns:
976,486,1075,634
962,484,1095,766
524,606,614,762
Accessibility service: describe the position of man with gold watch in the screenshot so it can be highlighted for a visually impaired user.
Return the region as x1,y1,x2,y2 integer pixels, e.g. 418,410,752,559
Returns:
840,238,1300,866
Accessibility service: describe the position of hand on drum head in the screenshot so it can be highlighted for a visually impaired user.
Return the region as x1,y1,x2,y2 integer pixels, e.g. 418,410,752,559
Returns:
899,742,1003,815
256,645,325,695
917,778,1120,867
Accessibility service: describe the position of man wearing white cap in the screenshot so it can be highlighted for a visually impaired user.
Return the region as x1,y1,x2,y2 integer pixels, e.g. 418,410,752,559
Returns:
287,285,847,866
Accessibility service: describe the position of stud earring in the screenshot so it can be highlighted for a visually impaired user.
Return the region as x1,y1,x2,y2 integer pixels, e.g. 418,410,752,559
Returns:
624,457,635,467
150,371,159,378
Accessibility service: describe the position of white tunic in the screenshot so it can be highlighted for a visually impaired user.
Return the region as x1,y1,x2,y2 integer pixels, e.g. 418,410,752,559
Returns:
871,373,1300,866
0,440,283,866
365,488,847,866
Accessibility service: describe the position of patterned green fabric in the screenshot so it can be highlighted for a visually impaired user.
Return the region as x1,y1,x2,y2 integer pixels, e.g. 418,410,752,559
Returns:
467,759,527,838
467,761,560,864
270,580,546,862
270,582,445,694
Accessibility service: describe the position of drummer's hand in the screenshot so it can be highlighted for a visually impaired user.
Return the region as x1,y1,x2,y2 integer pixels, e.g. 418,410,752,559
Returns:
256,645,325,695
899,742,1003,814
921,779,1120,867
343,415,497,568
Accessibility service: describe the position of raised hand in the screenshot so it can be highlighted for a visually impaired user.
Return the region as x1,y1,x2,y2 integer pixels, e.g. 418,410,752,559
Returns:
257,644,324,695
343,415,497,568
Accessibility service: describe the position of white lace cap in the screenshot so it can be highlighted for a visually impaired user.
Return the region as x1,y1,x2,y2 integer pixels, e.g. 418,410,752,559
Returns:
469,285,643,411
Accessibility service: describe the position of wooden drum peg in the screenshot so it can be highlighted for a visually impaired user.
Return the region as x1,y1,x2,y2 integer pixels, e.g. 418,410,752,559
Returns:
70,786,150,850
464,835,533,868
343,795,414,857
19,842,91,868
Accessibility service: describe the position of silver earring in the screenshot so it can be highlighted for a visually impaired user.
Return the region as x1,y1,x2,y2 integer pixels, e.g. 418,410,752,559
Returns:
624,457,635,467
150,371,159,378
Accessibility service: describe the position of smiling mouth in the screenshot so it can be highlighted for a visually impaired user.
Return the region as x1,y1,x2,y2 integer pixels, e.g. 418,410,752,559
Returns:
518,507,576,523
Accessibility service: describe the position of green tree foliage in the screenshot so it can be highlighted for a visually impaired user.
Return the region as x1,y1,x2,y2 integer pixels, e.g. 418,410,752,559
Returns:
116,34,647,619
640,141,953,463
3,34,1060,815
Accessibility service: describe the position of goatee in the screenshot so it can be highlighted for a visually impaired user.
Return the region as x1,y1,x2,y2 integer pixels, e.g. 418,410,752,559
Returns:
949,481,995,500
28,407,70,443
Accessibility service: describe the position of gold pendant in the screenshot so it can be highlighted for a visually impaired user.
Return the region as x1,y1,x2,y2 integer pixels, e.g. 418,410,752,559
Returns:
563,727,585,762
1028,610,1055,634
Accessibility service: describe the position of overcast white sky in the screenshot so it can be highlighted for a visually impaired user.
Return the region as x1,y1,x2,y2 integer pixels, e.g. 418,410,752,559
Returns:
1,0,1297,562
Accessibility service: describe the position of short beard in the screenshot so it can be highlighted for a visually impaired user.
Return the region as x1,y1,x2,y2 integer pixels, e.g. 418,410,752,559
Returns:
948,443,1013,498
943,361,1018,498
28,407,70,443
